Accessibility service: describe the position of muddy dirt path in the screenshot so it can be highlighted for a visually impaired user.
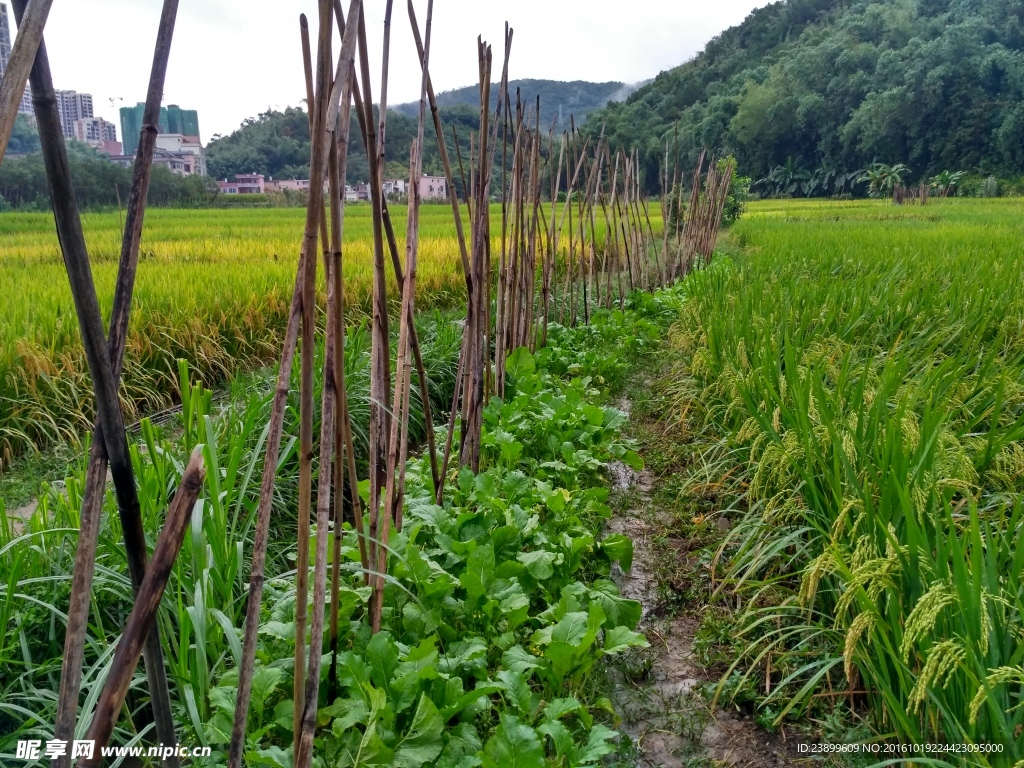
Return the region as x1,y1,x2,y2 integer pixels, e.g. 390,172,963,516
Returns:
607,398,798,767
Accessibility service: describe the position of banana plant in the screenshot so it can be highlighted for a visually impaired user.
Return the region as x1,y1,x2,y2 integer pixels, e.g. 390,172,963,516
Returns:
859,162,911,198
929,170,966,197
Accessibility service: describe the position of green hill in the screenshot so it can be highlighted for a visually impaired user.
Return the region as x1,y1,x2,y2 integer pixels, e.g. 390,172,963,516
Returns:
206,79,640,187
206,105,482,187
587,0,1024,193
393,79,639,130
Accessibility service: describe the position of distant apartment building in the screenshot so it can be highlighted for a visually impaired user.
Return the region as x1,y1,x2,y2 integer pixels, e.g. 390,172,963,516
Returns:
218,173,265,194
155,133,205,176
419,175,447,200
72,116,120,154
0,3,34,116
120,102,201,156
55,90,94,138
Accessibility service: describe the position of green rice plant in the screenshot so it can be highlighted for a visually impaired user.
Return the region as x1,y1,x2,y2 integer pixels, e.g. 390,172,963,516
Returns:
0,205,662,473
668,198,1024,760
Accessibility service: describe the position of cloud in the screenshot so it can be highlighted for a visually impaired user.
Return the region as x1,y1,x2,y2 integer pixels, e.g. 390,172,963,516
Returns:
15,0,770,139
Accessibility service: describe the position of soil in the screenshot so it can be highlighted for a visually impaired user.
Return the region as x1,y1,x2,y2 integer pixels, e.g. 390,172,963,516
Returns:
606,397,801,768
8,499,37,535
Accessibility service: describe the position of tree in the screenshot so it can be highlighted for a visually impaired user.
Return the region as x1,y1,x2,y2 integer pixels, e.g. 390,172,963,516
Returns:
584,0,1024,194
858,162,910,198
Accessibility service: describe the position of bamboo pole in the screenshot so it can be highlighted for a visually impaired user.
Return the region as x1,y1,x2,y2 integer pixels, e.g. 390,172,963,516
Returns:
371,0,433,634
541,133,565,348
292,2,335,749
14,3,182,761
50,2,180,763
408,0,476,504
0,0,51,164
77,449,206,768
328,56,363,695
356,10,392,584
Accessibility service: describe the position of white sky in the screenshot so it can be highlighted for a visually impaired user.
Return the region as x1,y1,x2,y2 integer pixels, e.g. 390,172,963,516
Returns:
10,0,772,140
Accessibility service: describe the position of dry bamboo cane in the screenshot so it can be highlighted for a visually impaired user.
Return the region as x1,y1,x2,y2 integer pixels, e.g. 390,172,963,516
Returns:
50,2,180,763
525,110,542,349
661,140,673,283
524,109,541,347
370,0,429,518
407,0,473,504
612,153,634,293
0,0,52,164
462,28,509,471
682,150,706,274
301,17,334,279
225,4,358,750
461,48,488,471
14,3,182,762
373,0,434,633
541,133,565,348
353,11,392,593
496,89,510,397
77,449,206,768
328,71,364,697
296,6,362,768
578,132,603,324
294,142,341,768
565,127,577,327
375,142,419,633
292,1,333,752
606,152,626,307
459,127,475,454
501,102,525,372
228,163,307,768
331,2,438,503
640,194,660,287
553,134,591,325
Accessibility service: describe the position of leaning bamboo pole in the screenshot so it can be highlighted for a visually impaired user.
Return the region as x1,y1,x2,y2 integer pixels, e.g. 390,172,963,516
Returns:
541,133,565,348
228,4,362,765
291,3,332,746
0,0,51,163
77,449,206,768
48,2,180,764
327,49,362,695
355,11,393,595
371,0,433,634
13,1,182,761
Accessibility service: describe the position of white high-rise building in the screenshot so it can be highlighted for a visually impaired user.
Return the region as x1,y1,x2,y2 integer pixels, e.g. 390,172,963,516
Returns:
55,90,94,139
0,2,34,116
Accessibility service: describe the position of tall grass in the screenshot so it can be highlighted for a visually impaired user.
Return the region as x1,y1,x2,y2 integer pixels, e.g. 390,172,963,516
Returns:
670,198,1024,762
0,313,461,755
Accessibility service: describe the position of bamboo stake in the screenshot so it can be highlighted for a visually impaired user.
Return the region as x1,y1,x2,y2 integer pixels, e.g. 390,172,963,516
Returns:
356,10,392,585
541,133,565,347
77,449,206,768
51,2,180,763
0,0,51,164
296,7,362,768
371,0,433,633
14,3,182,762
328,58,362,696
292,3,335,749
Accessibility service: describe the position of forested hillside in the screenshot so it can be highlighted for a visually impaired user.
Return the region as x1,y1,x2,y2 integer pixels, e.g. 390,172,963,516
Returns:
206,105,482,186
588,0,1024,193
392,79,637,129
208,79,636,185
